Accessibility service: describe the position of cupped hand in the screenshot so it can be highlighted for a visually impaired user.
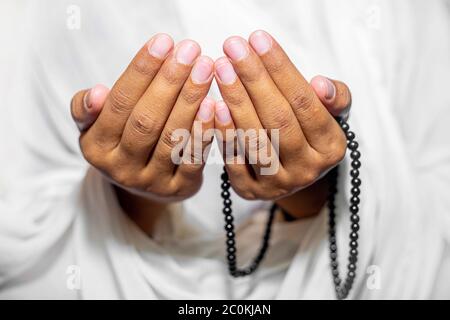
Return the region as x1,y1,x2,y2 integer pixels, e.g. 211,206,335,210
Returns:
71,34,216,204
213,31,352,217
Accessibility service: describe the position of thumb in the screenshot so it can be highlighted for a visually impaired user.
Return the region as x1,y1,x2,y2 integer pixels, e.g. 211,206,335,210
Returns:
310,75,352,119
71,84,110,132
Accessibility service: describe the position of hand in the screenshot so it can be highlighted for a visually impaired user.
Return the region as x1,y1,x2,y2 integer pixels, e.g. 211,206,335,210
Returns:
213,31,351,217
71,34,216,207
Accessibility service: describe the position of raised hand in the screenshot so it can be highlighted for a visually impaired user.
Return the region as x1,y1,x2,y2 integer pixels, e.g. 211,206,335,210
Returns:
71,34,215,205
213,31,352,218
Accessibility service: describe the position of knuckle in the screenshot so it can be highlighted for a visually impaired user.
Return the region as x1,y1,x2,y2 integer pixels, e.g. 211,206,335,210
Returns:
290,88,315,115
237,188,257,201
223,88,246,107
80,139,106,168
161,66,186,86
269,108,294,131
324,133,347,166
159,128,178,150
180,87,204,105
109,88,135,115
129,112,157,136
264,57,285,75
238,68,264,84
110,170,135,188
298,169,320,187
130,57,157,78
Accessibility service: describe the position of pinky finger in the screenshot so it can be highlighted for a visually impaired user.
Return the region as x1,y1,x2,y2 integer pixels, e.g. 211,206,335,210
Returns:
71,84,110,132
310,76,352,119
175,97,216,182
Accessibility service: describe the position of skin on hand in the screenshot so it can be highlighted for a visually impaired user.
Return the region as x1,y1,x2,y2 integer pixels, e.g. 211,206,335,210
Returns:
71,34,216,233
214,30,352,219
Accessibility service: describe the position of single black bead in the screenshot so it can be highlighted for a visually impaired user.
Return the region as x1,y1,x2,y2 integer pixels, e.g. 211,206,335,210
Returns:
223,207,231,214
351,178,361,187
350,196,360,205
348,141,359,150
332,269,339,277
350,248,358,256
226,239,235,246
346,131,355,141
351,160,361,169
221,172,228,181
227,254,236,262
349,255,357,264
351,223,360,232
350,169,359,178
221,182,230,189
221,191,230,198
351,187,360,196
225,223,234,232
348,263,356,271
330,244,337,252
224,198,232,206
350,231,358,241
329,235,336,244
350,150,360,160
331,261,339,269
330,252,338,260
334,277,341,285
347,271,355,279
341,122,349,132
350,240,358,249
227,247,236,254
350,205,359,214
226,231,235,238
225,215,234,223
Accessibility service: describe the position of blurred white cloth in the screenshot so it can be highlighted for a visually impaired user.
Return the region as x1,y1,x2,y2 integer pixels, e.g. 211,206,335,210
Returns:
0,0,449,299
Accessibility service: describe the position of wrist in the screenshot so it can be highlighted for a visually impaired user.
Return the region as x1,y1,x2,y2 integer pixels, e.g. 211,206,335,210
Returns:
275,176,328,220
113,185,171,235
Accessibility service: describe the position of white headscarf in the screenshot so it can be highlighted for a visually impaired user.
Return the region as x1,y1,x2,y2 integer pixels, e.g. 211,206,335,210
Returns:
0,0,449,299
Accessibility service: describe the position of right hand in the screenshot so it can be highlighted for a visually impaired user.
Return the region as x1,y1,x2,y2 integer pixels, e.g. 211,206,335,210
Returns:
71,34,215,203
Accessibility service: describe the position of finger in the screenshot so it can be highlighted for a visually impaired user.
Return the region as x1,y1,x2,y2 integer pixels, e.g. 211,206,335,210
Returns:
71,84,110,132
149,56,214,175
248,30,340,153
310,75,352,119
117,40,201,167
214,57,278,173
223,36,307,161
86,34,174,149
214,100,258,199
174,97,216,184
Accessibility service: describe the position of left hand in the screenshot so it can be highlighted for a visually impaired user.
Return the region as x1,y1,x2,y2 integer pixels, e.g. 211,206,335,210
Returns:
213,30,352,217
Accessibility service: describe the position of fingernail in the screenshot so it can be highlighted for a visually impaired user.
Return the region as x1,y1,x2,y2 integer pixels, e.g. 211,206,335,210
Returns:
84,89,92,110
215,101,231,124
148,34,173,59
191,56,213,84
324,77,336,100
249,30,272,55
223,37,249,62
176,40,201,65
215,58,237,85
198,97,214,121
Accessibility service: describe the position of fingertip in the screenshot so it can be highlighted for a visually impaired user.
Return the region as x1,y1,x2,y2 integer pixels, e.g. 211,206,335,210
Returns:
197,96,215,122
87,84,109,113
311,75,336,103
214,57,237,85
248,30,273,56
214,100,232,125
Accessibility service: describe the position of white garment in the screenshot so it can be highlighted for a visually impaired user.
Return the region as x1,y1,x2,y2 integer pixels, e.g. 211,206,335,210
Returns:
0,0,449,299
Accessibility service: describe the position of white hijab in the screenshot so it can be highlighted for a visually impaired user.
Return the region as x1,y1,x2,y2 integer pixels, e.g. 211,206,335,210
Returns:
0,0,449,299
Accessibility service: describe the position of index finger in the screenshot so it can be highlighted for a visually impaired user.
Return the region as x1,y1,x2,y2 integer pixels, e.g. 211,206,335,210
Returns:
86,33,174,150
248,30,341,154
